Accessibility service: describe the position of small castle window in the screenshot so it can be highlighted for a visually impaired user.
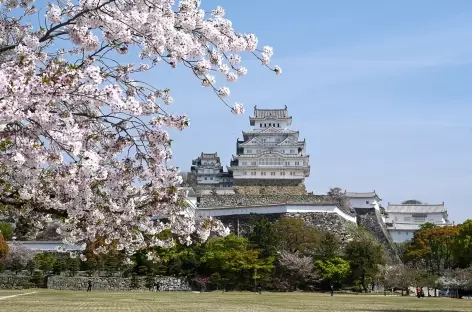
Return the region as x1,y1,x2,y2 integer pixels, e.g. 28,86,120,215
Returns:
295,161,300,166
271,172,276,176
243,172,247,175
251,172,256,176
264,123,266,127
366,201,370,204
260,123,262,127
278,123,280,127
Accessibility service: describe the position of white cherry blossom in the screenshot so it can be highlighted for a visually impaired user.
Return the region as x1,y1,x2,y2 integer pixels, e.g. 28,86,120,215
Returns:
0,0,280,258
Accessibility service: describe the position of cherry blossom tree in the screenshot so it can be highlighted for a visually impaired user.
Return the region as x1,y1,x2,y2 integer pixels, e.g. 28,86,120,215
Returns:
0,0,280,260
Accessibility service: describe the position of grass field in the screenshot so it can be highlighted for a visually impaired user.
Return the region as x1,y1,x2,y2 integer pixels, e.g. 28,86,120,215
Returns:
1,290,472,312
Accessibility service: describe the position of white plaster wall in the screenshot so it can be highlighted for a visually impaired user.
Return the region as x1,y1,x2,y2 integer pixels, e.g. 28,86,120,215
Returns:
349,198,380,210
389,230,415,243
196,204,356,223
386,212,447,224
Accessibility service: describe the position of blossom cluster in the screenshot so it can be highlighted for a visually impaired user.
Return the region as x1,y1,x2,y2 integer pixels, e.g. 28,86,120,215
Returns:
0,0,279,260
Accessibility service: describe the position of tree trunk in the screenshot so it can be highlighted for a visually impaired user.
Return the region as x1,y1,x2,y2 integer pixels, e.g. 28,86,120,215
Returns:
361,273,367,293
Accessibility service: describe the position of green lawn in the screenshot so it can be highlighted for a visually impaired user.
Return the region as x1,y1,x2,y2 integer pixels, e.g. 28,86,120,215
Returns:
1,290,472,312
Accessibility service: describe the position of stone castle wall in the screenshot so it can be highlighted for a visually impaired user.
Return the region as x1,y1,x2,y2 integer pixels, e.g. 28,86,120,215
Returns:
355,208,401,263
0,275,32,289
198,194,333,208
47,276,191,291
216,212,354,244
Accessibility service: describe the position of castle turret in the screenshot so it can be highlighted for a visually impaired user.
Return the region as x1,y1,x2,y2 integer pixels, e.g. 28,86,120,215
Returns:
227,106,310,186
191,152,233,188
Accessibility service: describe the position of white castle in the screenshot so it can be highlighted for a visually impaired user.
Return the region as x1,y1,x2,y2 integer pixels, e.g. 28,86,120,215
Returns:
227,106,310,185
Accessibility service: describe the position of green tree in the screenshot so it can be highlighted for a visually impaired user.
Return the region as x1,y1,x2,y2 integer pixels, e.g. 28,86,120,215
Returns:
404,224,459,275
201,235,274,291
401,200,423,205
68,257,81,276
316,232,341,259
345,228,386,292
273,218,321,255
34,252,57,273
52,258,68,275
247,215,280,258
454,219,472,268
315,256,351,284
0,222,13,240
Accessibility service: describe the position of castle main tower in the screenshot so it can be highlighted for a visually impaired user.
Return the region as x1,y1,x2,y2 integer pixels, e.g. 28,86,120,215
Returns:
227,106,310,187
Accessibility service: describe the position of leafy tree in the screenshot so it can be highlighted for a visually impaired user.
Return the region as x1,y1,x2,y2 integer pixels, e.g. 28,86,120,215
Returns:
247,215,280,258
273,218,321,255
316,232,341,259
401,200,423,205
404,225,459,275
0,222,13,240
201,235,275,291
52,258,69,275
315,257,351,285
34,252,57,273
278,251,316,290
345,228,386,292
454,219,472,268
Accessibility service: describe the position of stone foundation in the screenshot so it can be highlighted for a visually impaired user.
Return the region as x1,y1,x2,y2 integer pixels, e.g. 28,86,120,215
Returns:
47,276,191,291
198,194,333,208
0,275,32,289
216,212,354,244
355,208,401,263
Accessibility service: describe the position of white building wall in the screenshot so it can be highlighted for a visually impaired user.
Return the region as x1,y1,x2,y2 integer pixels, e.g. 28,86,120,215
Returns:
196,204,357,223
349,197,381,210
385,212,447,224
390,230,415,243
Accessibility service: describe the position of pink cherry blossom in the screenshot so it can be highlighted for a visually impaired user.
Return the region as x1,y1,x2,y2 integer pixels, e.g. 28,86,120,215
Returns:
0,0,279,259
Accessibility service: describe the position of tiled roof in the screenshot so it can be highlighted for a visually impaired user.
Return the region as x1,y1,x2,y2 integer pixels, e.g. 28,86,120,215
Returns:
201,152,218,159
346,191,379,199
386,223,421,230
253,106,290,119
386,204,446,214
386,222,451,230
243,129,299,135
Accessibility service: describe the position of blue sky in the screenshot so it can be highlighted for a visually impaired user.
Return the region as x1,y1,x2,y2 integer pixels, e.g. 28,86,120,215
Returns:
146,0,472,222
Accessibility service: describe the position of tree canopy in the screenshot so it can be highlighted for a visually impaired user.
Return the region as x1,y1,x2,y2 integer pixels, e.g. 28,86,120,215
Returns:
0,0,279,259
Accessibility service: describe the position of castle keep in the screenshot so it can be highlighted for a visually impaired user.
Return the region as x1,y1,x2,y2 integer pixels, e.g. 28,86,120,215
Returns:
228,106,310,186
185,106,400,262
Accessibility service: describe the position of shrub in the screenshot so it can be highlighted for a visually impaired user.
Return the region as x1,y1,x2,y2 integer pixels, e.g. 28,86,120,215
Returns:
0,222,13,240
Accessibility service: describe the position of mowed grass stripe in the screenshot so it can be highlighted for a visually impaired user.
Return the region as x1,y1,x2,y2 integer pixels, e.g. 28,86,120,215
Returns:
2,290,472,312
